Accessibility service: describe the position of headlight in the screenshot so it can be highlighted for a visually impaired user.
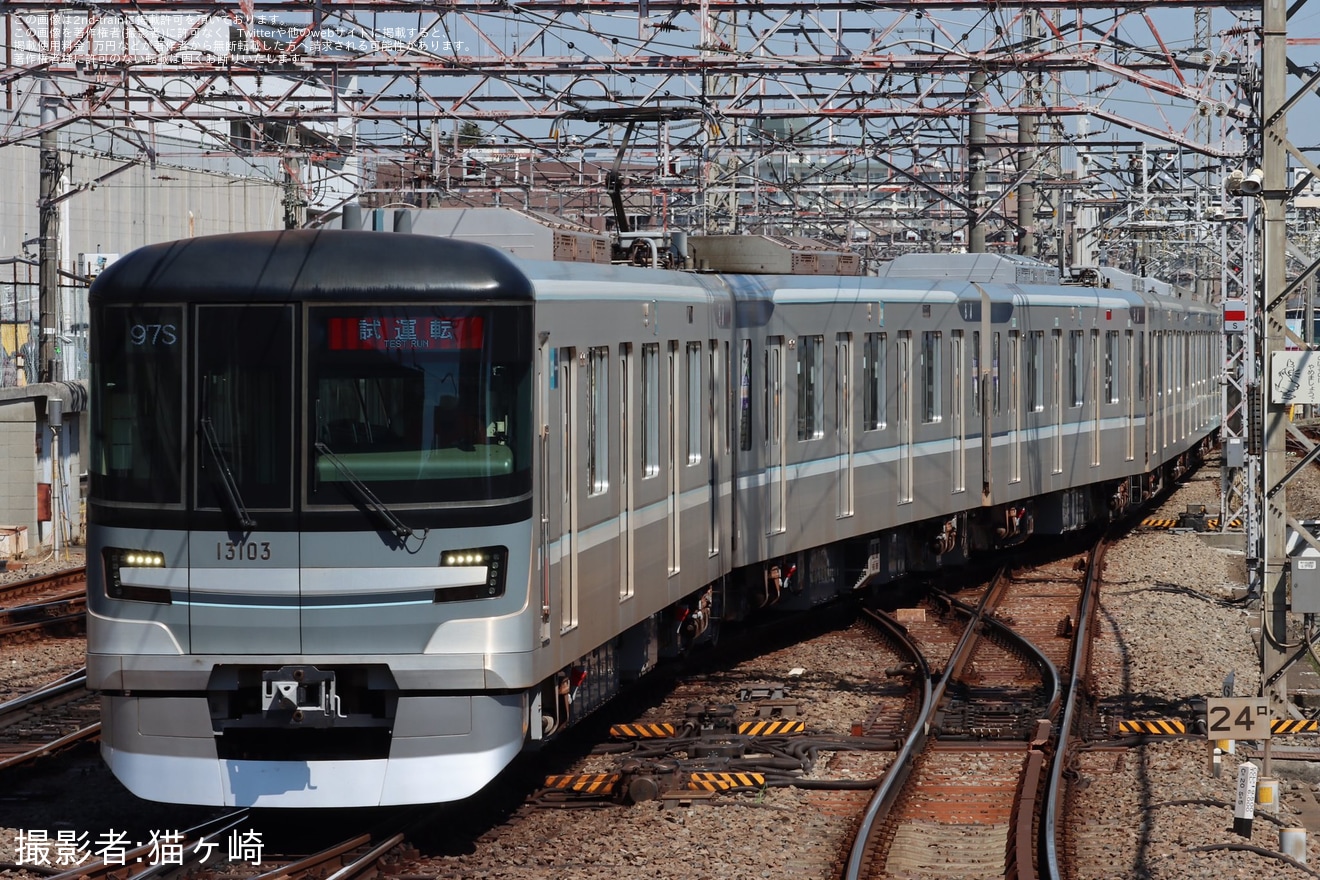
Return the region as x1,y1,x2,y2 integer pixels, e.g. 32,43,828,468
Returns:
435,545,507,602
103,547,172,604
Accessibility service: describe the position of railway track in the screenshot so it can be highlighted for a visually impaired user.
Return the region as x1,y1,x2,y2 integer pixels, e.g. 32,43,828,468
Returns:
845,535,1107,880
0,668,99,772
0,566,88,640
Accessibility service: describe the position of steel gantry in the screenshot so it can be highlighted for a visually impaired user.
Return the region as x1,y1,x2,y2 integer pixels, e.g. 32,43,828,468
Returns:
2,1,1251,265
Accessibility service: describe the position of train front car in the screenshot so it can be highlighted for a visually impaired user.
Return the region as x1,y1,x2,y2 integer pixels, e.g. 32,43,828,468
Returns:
87,230,537,807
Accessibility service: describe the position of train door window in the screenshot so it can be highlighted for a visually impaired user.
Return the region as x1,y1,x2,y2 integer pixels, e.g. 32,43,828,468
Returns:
897,331,914,504
588,347,609,496
1105,331,1119,403
197,304,293,512
951,330,965,493
724,342,733,455
1125,330,1135,462
863,332,886,431
921,330,942,424
1052,330,1063,474
92,305,185,505
687,342,703,465
619,343,633,600
1027,331,1044,412
1069,330,1084,408
1091,330,1101,467
1137,331,1146,401
738,339,753,452
642,343,659,478
993,332,1002,416
1009,331,1022,483
797,335,824,440
971,331,981,417
836,332,854,517
668,341,681,575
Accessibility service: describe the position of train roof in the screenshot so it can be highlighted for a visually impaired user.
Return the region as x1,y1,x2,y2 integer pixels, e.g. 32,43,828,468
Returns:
90,229,535,305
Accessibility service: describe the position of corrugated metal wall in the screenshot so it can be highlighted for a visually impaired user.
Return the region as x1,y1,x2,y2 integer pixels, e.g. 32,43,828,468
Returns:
0,143,285,386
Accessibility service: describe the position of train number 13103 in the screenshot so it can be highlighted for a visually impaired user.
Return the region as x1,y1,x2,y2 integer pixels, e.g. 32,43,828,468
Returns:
217,541,272,561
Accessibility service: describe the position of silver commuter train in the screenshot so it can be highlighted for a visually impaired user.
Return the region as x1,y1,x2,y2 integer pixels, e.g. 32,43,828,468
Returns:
86,224,1220,807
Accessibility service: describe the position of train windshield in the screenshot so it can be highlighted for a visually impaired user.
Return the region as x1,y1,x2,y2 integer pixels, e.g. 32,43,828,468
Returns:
90,305,186,504
307,304,533,506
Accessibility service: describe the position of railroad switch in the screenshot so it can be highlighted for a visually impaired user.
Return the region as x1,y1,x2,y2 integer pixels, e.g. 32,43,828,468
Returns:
684,702,738,734
659,790,717,810
738,684,787,702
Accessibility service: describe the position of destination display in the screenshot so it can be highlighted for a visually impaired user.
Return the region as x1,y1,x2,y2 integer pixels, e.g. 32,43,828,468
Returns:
324,315,484,351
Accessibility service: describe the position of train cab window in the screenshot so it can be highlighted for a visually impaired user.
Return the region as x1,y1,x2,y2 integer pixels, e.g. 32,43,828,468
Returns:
921,330,942,423
90,305,185,505
642,343,660,477
588,347,609,495
797,335,825,440
1027,331,1044,412
1069,330,1084,407
196,305,294,512
863,332,886,431
306,305,532,506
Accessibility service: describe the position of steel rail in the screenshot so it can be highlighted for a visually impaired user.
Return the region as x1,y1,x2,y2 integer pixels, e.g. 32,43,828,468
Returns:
1042,536,1109,880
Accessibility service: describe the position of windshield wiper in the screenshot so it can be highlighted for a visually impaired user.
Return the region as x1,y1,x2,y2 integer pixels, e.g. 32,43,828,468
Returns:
200,416,256,529
314,441,415,538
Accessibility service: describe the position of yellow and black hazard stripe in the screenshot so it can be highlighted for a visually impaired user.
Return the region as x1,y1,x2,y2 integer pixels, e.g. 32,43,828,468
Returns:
688,772,765,791
1272,719,1320,734
609,723,677,739
1205,518,1244,529
736,719,805,736
1140,518,1179,529
543,773,620,795
1117,719,1187,736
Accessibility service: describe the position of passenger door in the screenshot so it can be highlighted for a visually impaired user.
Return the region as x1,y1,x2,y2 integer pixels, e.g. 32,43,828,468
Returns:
765,338,785,535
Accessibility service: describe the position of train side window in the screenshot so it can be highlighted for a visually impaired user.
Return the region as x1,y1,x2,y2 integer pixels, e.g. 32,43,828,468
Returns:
642,343,659,478
587,346,609,495
993,332,1002,415
1027,331,1043,412
687,342,703,464
1052,329,1063,409
1069,330,1084,407
1137,331,1146,401
738,339,753,452
921,330,942,423
797,334,824,440
863,332,886,431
